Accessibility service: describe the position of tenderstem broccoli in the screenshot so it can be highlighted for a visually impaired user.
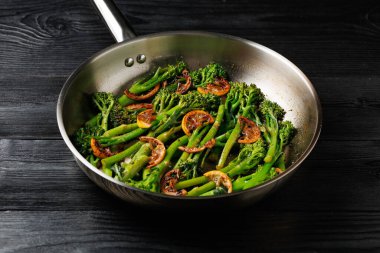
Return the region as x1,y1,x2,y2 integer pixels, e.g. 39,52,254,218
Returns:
175,104,225,179
190,62,227,87
259,100,285,163
178,139,266,196
92,92,115,132
232,120,295,191
121,125,182,180
217,82,264,169
129,135,189,192
118,61,186,106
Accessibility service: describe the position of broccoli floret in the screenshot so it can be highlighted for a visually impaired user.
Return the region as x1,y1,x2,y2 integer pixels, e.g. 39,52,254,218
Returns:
279,121,296,147
217,82,264,168
109,102,141,128
190,62,227,87
152,85,180,114
260,100,285,122
92,92,115,131
233,106,295,191
276,120,296,169
72,113,104,157
259,100,285,163
226,139,267,177
224,82,264,129
180,91,221,114
178,158,199,180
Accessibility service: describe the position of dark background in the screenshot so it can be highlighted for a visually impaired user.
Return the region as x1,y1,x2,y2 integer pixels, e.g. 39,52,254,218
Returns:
1,0,380,252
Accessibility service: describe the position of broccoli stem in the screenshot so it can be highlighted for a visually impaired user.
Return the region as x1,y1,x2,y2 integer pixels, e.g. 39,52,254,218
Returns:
153,135,189,176
136,135,189,192
174,126,210,168
85,113,101,127
264,130,278,163
153,109,183,135
276,154,286,170
131,62,185,94
215,129,232,143
233,151,281,191
101,130,156,169
215,141,226,147
232,174,252,191
216,105,252,169
88,154,99,168
118,95,135,107
122,155,150,180
102,167,113,177
227,159,261,178
216,120,241,169
97,127,148,146
176,176,208,190
102,123,139,137
187,181,216,196
200,187,226,196
241,162,273,190
180,104,225,173
117,62,185,106
201,104,225,145
121,126,182,180
101,141,143,169
175,160,237,190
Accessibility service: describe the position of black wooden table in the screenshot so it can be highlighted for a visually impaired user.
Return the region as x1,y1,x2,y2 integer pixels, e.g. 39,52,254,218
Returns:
1,0,380,251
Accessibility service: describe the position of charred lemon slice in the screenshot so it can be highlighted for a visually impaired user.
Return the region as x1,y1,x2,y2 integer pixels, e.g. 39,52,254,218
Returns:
181,110,214,136
90,138,113,159
178,138,216,153
124,83,160,100
176,69,192,94
125,103,153,110
137,109,156,128
197,77,230,96
238,116,261,144
204,170,233,193
139,136,166,168
160,169,187,196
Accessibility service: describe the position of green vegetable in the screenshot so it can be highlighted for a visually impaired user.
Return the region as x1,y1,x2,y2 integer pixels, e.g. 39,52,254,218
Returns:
71,61,296,197
72,114,104,158
118,61,186,106
217,82,264,169
129,135,189,192
121,126,182,180
178,139,266,196
92,92,115,132
109,102,141,128
232,120,295,191
259,100,285,163
190,62,227,87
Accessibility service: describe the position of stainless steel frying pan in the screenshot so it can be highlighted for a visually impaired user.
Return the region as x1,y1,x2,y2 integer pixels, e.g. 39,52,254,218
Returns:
57,0,322,208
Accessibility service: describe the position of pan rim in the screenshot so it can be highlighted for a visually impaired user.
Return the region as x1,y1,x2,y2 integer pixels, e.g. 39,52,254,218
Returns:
57,30,322,200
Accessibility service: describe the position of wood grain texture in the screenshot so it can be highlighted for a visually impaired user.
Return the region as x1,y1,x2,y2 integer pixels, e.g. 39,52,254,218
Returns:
1,0,380,251
2,210,380,252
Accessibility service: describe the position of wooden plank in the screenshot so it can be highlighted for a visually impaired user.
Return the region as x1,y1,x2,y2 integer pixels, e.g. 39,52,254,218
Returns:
1,0,380,251
0,0,378,78
1,210,380,252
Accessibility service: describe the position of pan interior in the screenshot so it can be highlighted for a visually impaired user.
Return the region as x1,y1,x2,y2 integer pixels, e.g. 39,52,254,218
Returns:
60,32,320,175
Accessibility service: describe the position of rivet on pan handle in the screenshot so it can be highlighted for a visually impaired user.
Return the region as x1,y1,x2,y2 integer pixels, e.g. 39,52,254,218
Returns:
92,0,136,43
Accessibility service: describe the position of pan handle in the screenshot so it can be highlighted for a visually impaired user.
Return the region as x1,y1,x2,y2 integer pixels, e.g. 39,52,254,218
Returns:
92,0,136,42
